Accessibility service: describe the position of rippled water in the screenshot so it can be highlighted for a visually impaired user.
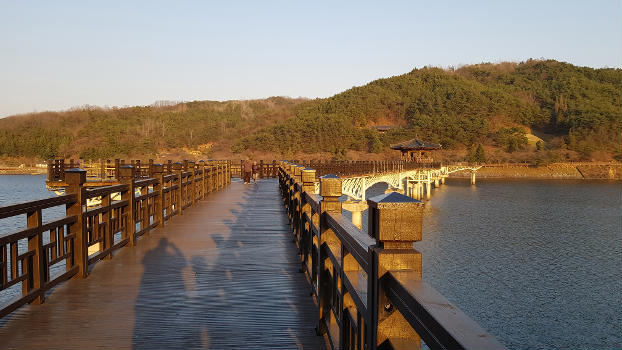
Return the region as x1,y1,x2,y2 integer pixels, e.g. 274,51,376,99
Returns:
0,175,64,234
360,179,622,350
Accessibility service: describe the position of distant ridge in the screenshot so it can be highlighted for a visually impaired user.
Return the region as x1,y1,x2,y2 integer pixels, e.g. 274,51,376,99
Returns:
0,60,620,163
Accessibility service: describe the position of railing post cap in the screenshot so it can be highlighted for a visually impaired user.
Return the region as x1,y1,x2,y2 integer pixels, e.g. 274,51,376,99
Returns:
118,165,135,178
150,163,164,173
367,192,423,243
319,174,342,197
293,165,303,176
65,168,87,185
301,168,316,183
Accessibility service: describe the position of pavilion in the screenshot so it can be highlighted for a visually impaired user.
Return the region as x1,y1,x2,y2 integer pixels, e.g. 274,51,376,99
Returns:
390,138,441,163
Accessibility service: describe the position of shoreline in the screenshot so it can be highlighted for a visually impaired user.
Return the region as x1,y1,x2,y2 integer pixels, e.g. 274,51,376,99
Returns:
0,167,47,175
450,163,621,180
2,163,621,180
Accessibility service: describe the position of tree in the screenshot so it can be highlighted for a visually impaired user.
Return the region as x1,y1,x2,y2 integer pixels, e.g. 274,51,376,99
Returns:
474,144,486,163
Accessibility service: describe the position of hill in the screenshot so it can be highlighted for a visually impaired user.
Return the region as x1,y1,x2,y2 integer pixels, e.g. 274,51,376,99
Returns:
234,60,622,162
0,59,620,163
0,97,305,160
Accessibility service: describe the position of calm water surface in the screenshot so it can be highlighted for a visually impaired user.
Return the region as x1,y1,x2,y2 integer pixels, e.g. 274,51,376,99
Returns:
363,178,622,350
1,175,621,349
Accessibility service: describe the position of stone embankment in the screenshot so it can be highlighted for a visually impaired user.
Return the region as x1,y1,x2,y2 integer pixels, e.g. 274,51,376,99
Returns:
451,163,622,180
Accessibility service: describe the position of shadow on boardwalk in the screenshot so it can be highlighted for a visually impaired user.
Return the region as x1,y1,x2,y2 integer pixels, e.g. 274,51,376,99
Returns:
0,179,324,350
131,179,325,349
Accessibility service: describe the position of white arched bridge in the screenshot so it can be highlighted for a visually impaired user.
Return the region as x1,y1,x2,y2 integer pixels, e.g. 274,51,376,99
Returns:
314,164,482,201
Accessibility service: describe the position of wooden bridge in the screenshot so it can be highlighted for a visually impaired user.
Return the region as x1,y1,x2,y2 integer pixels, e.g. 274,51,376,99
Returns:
1,159,504,350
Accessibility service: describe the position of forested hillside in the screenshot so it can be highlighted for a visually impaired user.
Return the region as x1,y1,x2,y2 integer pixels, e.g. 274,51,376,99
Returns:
234,60,622,162
0,60,620,162
0,97,304,160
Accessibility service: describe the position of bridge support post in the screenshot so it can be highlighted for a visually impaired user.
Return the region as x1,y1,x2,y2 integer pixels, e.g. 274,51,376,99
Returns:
343,201,368,229
441,176,446,185
426,181,431,200
66,168,88,277
361,177,366,201
317,174,342,337
367,192,424,349
471,171,476,185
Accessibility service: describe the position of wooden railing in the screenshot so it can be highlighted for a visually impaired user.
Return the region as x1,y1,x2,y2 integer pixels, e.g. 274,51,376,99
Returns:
230,160,280,178
281,160,442,178
0,160,230,319
46,158,232,184
279,162,506,350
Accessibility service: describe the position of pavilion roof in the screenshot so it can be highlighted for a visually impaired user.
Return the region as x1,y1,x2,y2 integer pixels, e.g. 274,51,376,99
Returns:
390,138,442,151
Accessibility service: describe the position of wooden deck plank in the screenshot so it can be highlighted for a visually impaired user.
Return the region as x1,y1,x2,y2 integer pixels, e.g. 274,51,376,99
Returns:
0,179,325,350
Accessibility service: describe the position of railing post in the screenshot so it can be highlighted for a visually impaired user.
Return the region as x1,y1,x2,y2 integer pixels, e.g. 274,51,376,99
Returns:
100,159,105,180
188,161,196,205
114,159,120,180
199,160,206,199
259,160,265,179
367,192,424,349
292,165,304,240
46,159,53,182
25,207,44,304
173,162,183,215
65,168,88,278
299,168,316,270
102,186,112,260
317,174,342,336
59,159,66,181
119,165,136,247
228,160,232,184
152,163,164,228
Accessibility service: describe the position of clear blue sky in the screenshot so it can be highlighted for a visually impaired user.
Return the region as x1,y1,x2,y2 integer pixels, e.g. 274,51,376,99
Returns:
1,0,620,117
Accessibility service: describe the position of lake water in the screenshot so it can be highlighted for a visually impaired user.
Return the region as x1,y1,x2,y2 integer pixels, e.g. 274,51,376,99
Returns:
1,175,621,349
361,178,622,350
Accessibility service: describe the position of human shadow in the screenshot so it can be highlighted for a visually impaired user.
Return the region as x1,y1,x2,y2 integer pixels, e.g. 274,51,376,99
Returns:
132,179,325,349
132,237,202,349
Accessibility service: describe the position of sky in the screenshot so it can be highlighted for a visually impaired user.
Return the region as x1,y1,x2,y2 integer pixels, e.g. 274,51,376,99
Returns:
0,0,620,117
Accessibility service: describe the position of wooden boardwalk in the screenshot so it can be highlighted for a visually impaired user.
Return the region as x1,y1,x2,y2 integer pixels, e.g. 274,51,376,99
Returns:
0,178,326,350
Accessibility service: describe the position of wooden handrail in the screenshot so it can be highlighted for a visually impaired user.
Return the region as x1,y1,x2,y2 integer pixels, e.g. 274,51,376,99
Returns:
1,160,231,320
279,161,506,350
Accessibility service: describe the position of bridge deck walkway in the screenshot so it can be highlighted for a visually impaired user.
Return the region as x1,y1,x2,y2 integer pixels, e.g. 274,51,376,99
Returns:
0,178,325,350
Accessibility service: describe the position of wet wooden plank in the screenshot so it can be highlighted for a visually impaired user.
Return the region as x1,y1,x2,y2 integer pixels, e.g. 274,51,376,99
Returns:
0,179,326,350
